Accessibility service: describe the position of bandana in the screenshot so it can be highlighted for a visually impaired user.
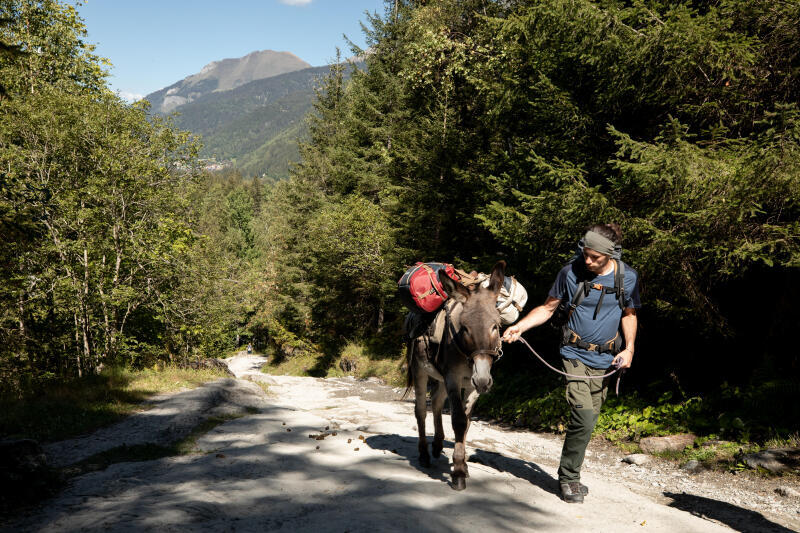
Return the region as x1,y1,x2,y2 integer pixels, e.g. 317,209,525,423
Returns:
582,230,617,257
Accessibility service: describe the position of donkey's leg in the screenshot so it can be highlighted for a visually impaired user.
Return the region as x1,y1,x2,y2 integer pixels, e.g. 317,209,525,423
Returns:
431,380,447,458
414,366,431,467
446,377,469,490
460,386,480,478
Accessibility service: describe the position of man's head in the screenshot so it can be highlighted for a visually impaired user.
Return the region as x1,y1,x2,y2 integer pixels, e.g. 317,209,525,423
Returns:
582,223,622,275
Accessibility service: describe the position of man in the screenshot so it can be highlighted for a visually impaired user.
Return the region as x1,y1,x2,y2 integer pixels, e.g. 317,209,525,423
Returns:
503,223,640,503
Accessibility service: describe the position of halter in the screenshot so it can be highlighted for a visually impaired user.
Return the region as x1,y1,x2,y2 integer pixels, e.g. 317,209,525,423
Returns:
442,299,504,364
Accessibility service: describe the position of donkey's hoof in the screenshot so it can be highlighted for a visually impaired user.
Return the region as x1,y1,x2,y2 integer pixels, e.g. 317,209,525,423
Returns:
451,476,467,491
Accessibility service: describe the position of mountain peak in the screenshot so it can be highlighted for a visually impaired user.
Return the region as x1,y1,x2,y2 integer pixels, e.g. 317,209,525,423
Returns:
147,50,311,113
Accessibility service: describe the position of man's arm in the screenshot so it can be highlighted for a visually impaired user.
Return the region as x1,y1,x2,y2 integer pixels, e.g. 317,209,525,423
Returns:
613,308,637,369
502,296,560,342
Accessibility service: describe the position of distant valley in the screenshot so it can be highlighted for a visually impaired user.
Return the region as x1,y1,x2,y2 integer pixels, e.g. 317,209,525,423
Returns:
145,50,346,180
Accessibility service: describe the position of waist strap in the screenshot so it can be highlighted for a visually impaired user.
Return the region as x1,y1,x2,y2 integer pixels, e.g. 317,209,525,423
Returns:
562,328,621,355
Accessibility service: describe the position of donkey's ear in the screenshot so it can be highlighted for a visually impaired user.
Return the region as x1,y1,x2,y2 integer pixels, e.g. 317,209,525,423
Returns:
487,260,506,295
439,269,469,304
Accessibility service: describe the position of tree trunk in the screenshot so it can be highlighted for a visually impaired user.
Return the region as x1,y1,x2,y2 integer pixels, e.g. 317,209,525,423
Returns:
74,312,83,378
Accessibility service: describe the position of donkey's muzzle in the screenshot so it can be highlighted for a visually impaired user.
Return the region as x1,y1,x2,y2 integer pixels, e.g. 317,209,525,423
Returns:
471,375,493,394
471,353,495,393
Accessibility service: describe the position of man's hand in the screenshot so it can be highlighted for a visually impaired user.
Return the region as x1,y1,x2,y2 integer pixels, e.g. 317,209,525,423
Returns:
502,325,522,343
612,348,634,369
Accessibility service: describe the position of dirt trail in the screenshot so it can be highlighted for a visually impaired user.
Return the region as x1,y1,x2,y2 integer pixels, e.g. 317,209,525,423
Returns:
5,354,799,532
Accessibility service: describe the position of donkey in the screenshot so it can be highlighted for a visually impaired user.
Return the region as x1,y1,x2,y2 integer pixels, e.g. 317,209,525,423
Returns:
406,261,505,490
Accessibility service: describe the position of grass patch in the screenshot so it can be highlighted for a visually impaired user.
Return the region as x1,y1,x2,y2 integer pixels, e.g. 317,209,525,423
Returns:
325,342,405,386
0,365,231,443
262,349,322,377
261,341,406,386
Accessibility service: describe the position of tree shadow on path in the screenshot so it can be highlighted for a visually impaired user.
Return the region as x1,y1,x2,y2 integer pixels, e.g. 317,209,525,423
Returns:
664,491,796,533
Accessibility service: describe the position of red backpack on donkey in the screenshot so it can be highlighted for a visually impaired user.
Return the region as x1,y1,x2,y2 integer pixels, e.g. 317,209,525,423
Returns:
398,262,460,314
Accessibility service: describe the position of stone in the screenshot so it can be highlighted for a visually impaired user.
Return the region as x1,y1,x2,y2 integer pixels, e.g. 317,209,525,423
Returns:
179,358,235,377
639,434,697,454
339,356,357,373
775,486,800,498
743,447,800,474
365,376,384,385
681,459,703,473
622,453,650,465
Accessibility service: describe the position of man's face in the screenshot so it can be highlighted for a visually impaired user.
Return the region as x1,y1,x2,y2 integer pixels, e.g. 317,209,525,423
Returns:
583,247,610,274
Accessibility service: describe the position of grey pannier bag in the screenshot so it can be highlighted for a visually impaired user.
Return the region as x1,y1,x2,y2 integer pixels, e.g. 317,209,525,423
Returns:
482,275,528,325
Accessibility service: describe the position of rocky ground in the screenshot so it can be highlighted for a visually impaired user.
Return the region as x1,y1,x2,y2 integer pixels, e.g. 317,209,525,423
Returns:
3,353,798,532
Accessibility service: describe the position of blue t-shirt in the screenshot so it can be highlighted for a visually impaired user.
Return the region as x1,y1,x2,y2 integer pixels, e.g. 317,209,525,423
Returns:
548,261,641,369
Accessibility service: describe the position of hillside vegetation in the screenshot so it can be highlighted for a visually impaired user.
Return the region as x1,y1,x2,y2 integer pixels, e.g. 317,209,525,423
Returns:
2,0,799,452
148,64,354,180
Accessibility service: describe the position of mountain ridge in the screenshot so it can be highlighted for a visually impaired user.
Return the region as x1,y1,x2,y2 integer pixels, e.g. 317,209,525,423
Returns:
145,50,311,114
145,50,359,179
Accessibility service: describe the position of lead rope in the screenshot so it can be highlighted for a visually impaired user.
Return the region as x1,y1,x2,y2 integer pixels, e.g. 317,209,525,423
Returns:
514,337,625,396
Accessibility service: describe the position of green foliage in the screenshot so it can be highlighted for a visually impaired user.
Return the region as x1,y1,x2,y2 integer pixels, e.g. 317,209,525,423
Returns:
0,0,240,386
147,64,354,180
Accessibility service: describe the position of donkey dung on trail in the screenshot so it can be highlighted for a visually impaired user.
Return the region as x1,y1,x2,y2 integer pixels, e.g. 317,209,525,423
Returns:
405,261,506,490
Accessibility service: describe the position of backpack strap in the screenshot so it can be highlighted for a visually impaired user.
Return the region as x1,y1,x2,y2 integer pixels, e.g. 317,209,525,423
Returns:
566,280,589,322
590,260,626,318
566,259,627,322
615,259,626,310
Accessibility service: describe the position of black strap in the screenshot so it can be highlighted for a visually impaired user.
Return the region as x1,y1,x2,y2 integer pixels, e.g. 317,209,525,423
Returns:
594,289,605,320
567,260,626,322
565,280,588,322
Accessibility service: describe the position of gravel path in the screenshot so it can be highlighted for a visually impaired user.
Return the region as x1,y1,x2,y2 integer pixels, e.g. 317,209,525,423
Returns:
5,354,799,532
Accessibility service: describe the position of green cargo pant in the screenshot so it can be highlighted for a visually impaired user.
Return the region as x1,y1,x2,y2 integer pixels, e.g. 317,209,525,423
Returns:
557,357,612,483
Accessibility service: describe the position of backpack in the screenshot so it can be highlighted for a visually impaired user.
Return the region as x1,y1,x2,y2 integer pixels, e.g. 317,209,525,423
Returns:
481,275,528,325
550,258,626,329
398,262,460,314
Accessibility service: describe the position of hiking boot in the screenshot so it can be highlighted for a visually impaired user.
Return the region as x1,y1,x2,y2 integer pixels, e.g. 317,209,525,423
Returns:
579,482,589,495
559,482,585,503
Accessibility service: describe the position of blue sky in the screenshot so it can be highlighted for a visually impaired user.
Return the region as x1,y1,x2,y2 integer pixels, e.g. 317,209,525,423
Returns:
75,0,387,101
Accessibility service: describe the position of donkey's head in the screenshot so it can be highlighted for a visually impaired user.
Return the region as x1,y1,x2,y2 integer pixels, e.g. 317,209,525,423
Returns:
438,261,505,394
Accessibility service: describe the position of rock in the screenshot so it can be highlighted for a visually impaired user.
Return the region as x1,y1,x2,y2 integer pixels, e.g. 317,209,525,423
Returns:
339,356,357,373
743,447,800,474
278,344,306,358
775,486,800,498
243,374,276,385
0,439,60,512
622,453,650,465
681,459,703,473
365,376,384,385
639,434,696,454
179,358,235,377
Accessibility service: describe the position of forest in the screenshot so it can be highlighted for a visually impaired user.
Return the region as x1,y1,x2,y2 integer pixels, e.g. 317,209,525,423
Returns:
1,0,799,447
